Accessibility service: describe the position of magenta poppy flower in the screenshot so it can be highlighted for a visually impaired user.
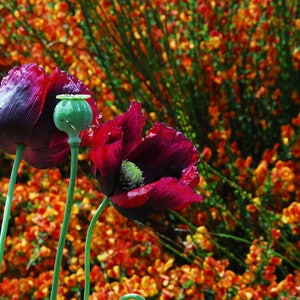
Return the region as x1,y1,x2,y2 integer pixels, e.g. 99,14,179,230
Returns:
0,63,99,168
90,102,202,220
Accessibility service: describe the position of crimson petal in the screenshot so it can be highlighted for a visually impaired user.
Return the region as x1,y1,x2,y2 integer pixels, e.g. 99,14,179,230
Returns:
90,126,124,195
180,165,200,188
110,177,202,220
128,122,200,184
90,102,145,194
107,102,145,158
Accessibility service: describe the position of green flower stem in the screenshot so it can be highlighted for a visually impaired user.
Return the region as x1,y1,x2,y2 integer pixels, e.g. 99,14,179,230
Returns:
83,199,147,300
50,143,79,300
0,144,25,269
119,294,146,300
84,196,109,300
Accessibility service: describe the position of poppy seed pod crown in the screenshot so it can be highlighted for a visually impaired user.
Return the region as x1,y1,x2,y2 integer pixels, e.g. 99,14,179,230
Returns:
54,94,93,145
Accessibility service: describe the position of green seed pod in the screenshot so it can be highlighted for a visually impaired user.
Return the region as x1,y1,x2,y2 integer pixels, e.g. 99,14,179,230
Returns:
53,94,93,145
120,160,144,190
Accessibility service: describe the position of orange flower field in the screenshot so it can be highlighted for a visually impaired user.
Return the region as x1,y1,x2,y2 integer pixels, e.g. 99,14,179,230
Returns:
0,0,300,299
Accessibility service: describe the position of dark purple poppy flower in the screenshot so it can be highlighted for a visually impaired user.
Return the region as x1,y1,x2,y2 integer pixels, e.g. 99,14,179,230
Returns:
0,63,99,168
90,102,202,220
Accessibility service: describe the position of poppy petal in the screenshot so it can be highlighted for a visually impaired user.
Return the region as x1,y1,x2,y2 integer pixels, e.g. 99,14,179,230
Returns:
107,102,145,157
47,68,100,147
24,68,100,167
90,102,145,194
90,126,124,195
48,68,99,118
0,64,49,152
128,122,200,184
22,143,70,169
111,177,202,220
180,165,200,188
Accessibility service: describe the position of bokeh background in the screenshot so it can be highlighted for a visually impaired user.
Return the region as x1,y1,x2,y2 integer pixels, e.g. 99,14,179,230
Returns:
0,0,300,299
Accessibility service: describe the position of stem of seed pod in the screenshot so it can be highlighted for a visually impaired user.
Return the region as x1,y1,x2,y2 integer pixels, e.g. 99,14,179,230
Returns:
84,196,110,300
50,143,79,300
0,144,26,270
50,94,93,299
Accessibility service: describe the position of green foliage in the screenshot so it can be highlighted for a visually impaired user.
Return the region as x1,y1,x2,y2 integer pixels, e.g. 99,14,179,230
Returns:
78,0,300,159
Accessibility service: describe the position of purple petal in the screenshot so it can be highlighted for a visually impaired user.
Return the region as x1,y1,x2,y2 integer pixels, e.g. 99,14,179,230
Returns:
22,143,70,169
48,68,101,147
110,177,202,220
48,68,99,121
24,67,101,167
0,64,49,153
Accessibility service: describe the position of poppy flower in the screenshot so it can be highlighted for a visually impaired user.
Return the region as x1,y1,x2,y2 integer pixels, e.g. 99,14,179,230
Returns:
0,63,99,168
90,102,202,220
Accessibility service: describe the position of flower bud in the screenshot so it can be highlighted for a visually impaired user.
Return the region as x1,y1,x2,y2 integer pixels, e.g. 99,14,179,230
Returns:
53,94,93,145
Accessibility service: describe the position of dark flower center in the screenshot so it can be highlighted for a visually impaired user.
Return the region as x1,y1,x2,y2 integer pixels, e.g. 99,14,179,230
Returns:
120,160,144,190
